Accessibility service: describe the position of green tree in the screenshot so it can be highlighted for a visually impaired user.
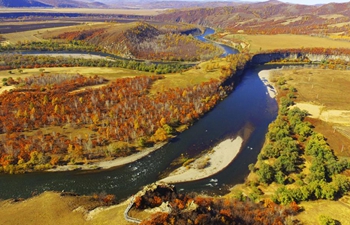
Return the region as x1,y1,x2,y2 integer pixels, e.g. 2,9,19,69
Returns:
256,162,275,184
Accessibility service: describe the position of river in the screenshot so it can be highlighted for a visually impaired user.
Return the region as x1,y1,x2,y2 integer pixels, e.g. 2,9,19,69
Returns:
0,28,278,200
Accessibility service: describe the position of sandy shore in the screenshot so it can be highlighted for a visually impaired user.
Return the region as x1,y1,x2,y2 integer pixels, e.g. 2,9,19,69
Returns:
293,102,350,125
47,142,167,172
24,53,115,61
160,136,243,183
258,70,277,98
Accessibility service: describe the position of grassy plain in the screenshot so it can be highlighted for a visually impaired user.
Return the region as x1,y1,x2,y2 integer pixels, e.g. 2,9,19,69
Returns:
274,68,350,110
0,191,150,225
151,58,228,93
221,34,350,53
296,196,350,225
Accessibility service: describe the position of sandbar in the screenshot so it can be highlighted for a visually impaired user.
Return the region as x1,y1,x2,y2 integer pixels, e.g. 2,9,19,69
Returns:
160,136,243,183
258,70,277,98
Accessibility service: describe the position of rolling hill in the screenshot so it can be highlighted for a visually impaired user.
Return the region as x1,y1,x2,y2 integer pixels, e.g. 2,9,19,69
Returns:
53,22,222,61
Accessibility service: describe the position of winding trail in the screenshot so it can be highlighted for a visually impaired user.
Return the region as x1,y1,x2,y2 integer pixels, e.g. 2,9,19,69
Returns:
124,196,141,224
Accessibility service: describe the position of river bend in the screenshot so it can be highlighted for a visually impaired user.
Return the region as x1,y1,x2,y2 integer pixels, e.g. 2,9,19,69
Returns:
0,29,277,200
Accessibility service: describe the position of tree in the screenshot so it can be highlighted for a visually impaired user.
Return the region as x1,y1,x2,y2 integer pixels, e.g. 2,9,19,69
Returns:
256,162,275,184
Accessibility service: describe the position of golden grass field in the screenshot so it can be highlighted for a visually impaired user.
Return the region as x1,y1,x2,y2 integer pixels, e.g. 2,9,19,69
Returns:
221,33,350,53
151,58,228,92
0,191,151,225
275,68,350,110
296,197,350,225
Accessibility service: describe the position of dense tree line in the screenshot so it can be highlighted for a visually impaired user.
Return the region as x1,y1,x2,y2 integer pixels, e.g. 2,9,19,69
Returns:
0,39,103,53
0,54,192,74
251,75,350,205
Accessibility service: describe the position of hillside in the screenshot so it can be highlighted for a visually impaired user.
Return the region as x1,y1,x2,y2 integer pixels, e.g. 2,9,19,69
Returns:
154,1,350,36
53,22,222,61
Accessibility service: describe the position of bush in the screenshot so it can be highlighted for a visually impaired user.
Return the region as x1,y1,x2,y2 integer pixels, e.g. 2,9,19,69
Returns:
318,215,336,225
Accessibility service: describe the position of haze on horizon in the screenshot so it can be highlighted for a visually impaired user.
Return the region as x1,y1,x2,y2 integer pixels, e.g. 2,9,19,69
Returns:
243,0,350,5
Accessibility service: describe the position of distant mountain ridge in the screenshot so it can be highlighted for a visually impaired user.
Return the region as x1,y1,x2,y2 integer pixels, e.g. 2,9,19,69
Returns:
104,0,244,9
0,0,244,9
0,0,51,7
0,0,106,8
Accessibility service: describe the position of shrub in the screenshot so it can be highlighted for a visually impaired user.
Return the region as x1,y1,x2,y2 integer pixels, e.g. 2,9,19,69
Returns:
318,215,336,225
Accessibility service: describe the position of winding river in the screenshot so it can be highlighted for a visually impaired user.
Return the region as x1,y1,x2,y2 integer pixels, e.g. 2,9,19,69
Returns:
0,29,278,200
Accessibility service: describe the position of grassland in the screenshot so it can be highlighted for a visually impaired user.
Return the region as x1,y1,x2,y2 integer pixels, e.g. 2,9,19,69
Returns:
273,68,350,111
0,191,150,225
270,68,350,157
219,33,350,53
151,58,229,92
296,196,350,225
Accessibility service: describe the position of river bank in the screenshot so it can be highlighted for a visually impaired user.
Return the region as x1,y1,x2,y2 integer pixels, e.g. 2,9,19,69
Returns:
160,136,243,183
258,70,277,99
47,142,167,172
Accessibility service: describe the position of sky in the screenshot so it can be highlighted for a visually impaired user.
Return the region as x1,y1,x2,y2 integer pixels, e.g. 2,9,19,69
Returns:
244,0,350,5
